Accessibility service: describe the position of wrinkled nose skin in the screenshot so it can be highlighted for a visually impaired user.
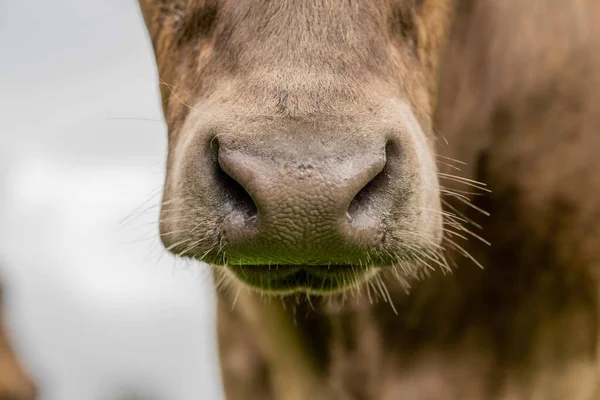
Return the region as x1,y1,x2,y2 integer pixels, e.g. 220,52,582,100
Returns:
209,128,406,293
219,143,387,266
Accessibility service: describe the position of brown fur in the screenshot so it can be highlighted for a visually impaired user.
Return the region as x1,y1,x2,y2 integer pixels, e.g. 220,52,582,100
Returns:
138,0,600,398
0,281,37,400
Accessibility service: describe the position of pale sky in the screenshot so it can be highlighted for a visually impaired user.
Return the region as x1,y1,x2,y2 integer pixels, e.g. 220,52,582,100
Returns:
0,1,223,399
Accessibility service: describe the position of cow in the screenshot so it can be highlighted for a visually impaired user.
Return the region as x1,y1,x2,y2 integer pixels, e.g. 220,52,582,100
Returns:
137,0,600,398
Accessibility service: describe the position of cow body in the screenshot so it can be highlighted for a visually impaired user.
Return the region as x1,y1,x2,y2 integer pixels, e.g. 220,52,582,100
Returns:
138,0,600,398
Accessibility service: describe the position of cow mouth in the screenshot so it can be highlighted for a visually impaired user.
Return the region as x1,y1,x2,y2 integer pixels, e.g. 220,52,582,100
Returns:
225,264,375,294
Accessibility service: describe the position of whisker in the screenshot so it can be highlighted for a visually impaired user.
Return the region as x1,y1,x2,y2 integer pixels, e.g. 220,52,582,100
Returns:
177,240,205,258
446,224,491,246
442,226,469,241
437,161,462,171
419,206,464,220
119,188,163,225
106,117,163,122
437,173,491,192
428,249,452,274
439,189,471,202
440,186,485,196
165,238,193,252
365,279,374,304
436,155,467,165
441,198,483,229
158,77,202,113
445,193,491,216
443,237,484,269
376,274,398,315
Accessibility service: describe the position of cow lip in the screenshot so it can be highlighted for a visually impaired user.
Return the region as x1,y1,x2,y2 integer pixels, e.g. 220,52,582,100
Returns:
225,264,373,293
228,264,354,273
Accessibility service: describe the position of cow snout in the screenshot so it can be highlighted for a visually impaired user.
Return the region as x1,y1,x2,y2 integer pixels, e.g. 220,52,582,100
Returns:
160,105,443,294
217,142,388,266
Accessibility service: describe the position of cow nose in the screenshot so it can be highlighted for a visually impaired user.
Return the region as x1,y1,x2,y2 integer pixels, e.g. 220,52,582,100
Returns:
217,142,388,265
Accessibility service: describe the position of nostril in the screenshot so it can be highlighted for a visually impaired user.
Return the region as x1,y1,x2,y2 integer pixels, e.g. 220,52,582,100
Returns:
212,140,258,223
347,143,393,225
217,161,259,222
347,169,386,223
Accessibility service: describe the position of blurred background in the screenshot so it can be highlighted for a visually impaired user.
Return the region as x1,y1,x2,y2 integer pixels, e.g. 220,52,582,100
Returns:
0,1,224,399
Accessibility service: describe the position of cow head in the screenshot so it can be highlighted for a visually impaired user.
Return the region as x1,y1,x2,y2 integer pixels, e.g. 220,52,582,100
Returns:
139,0,453,294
